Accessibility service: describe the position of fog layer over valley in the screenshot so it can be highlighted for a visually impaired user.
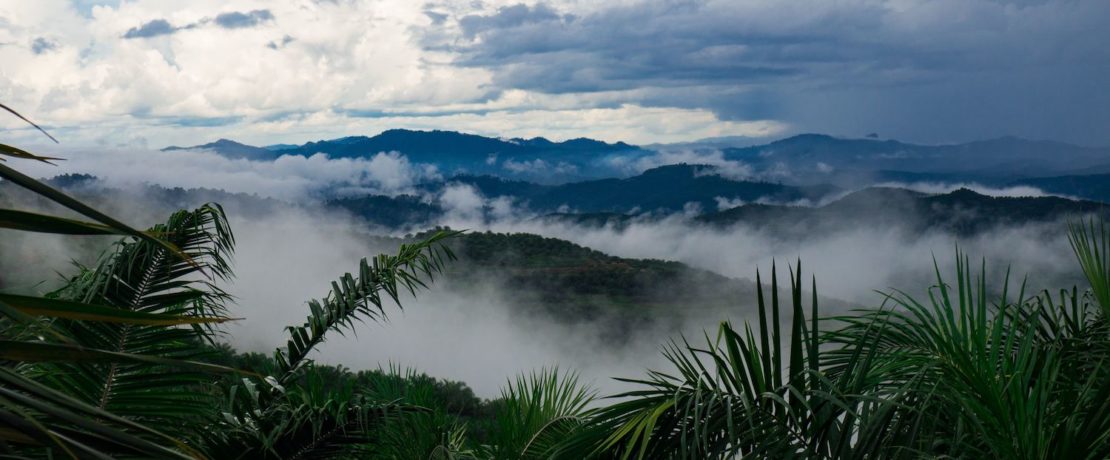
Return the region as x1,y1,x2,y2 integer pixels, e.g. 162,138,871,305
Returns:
1,157,1094,396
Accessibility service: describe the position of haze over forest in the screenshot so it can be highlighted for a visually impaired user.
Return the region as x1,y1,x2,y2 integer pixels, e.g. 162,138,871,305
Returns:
2,1,1109,458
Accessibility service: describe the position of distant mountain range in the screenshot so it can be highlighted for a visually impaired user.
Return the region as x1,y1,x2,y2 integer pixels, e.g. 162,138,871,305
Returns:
163,129,644,182
722,134,1110,184
290,129,637,160
162,138,276,160
163,129,1110,192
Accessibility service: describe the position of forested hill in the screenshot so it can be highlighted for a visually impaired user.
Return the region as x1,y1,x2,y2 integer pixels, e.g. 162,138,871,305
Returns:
162,138,275,160
1011,173,1110,203
699,187,1110,236
372,231,761,335
516,164,834,213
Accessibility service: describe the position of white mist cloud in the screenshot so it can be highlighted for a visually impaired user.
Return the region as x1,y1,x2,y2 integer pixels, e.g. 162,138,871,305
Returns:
606,148,754,179
438,183,487,225
501,158,578,175
4,180,1089,398
2,148,1093,400
875,181,1058,199
464,216,1082,304
714,196,747,211
215,204,1085,397
210,206,697,396
14,149,439,201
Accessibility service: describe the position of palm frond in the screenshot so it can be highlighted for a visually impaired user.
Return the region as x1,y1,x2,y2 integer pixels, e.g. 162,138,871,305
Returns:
0,106,228,459
273,230,459,384
1069,218,1110,315
0,293,234,325
206,231,460,459
484,367,594,459
360,365,480,460
0,102,58,144
0,367,202,459
206,373,409,460
562,262,861,459
24,204,236,439
826,252,1110,458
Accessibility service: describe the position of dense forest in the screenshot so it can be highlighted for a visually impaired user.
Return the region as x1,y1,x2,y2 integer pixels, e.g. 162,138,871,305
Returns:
380,230,754,324
3,112,1110,459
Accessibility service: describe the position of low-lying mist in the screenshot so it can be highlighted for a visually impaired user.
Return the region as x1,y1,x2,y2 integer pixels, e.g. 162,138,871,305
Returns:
214,208,687,396
220,204,1082,397
1,150,1092,397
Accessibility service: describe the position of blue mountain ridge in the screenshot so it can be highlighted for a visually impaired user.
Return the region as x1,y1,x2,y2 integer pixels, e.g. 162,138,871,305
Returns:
162,130,1110,190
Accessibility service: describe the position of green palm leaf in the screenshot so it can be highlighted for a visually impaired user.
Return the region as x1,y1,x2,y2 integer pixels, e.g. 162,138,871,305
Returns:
485,368,595,459
826,252,1110,458
25,204,237,440
206,230,460,459
1,104,232,459
1069,219,1110,315
563,262,914,459
0,367,202,459
273,230,459,383
0,102,58,144
0,209,118,234
0,293,235,325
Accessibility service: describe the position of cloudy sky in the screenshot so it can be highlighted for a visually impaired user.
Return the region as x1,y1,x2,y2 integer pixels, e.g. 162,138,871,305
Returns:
1,0,1108,148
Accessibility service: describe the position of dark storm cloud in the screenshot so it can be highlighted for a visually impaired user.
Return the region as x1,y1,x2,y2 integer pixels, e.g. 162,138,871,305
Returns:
214,9,275,29
444,2,886,93
458,3,564,38
122,18,176,38
425,0,1110,145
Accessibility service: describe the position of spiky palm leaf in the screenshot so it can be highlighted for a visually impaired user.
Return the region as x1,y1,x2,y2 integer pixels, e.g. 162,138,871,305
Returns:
209,372,409,460
561,262,939,459
1070,219,1110,315
206,230,460,459
361,366,480,460
826,253,1110,459
18,204,236,440
1,105,232,458
562,263,805,458
0,367,203,459
274,230,459,384
482,368,595,460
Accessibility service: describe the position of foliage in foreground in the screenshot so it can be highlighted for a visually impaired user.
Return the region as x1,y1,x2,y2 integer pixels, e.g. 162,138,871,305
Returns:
567,253,1109,459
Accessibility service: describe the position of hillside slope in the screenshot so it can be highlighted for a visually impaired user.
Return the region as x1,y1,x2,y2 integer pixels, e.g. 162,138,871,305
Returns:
370,231,802,342
1011,174,1110,203
700,187,1110,235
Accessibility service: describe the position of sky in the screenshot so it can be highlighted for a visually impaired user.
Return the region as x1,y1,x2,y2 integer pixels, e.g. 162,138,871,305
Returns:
1,0,1108,149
